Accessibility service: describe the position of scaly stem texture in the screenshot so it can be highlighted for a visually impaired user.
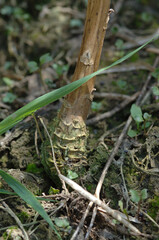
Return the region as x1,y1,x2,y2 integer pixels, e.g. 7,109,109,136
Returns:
53,0,110,164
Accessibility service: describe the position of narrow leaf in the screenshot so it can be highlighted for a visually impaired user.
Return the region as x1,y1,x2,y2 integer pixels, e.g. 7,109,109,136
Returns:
0,189,17,195
0,35,158,135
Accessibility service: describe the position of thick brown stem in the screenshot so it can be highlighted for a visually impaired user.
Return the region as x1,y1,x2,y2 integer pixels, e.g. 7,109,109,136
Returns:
61,0,110,122
53,0,110,164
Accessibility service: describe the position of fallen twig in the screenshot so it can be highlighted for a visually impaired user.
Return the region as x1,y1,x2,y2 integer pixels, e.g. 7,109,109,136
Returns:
94,92,134,100
84,206,97,240
97,62,154,75
87,92,139,125
70,201,93,240
39,117,69,194
59,174,141,235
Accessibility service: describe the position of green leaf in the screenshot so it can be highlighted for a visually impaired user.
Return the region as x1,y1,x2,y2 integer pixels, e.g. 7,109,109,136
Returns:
130,104,144,123
3,77,14,87
144,121,151,128
0,189,17,195
152,68,159,79
116,79,127,89
127,128,138,138
143,112,151,120
52,63,69,77
0,188,56,202
0,170,62,240
152,86,159,96
28,61,39,73
2,92,17,103
141,189,148,200
48,186,60,194
39,53,52,65
91,101,102,112
54,217,70,228
130,189,140,203
70,19,83,28
118,200,123,212
4,61,12,70
0,35,158,135
0,6,13,15
141,12,152,23
26,163,43,174
67,170,78,180
115,39,124,50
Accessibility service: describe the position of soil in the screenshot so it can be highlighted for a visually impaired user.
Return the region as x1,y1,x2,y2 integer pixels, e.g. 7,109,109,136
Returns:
0,0,159,239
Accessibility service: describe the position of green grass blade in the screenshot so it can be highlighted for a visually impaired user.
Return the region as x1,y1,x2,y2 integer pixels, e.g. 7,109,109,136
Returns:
0,35,158,135
0,169,62,240
0,189,56,202
0,189,17,195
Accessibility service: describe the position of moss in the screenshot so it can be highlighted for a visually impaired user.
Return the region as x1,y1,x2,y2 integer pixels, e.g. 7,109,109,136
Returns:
17,211,29,223
2,226,18,240
26,163,43,174
148,195,159,220
0,155,9,168
88,144,120,207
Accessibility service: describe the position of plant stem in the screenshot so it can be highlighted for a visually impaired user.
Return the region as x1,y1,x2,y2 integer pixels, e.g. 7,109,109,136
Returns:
53,0,111,162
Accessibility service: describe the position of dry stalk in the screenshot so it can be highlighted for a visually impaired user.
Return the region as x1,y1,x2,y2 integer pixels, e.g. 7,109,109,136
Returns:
39,117,69,194
59,174,141,235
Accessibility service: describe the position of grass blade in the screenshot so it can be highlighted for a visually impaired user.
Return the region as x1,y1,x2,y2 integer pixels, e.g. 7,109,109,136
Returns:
0,189,56,202
0,169,62,240
0,35,158,135
0,189,17,195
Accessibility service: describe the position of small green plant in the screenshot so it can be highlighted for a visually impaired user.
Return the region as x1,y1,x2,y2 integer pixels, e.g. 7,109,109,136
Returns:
128,104,151,137
17,211,29,223
141,12,153,23
52,63,69,78
2,77,14,88
115,39,125,57
91,101,102,112
148,195,159,219
118,200,129,220
48,186,60,195
70,19,83,28
1,6,31,21
2,92,17,104
116,79,127,90
130,188,148,217
2,77,17,104
28,53,53,74
67,170,78,180
2,226,19,240
115,39,124,50
28,53,53,89
26,163,43,174
54,217,70,228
